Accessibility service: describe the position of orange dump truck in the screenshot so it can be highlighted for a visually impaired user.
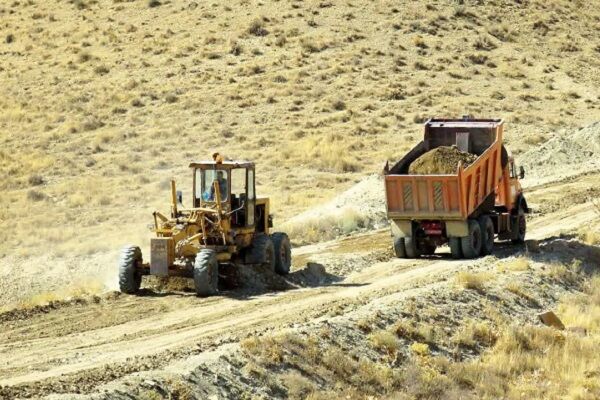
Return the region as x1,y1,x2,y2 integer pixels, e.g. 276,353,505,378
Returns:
383,117,529,259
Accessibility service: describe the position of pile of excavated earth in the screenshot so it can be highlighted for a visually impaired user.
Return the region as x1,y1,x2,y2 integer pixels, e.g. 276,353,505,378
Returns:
520,122,600,181
408,145,478,175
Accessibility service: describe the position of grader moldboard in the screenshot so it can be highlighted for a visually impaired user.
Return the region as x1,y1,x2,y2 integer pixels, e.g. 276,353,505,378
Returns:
118,154,291,297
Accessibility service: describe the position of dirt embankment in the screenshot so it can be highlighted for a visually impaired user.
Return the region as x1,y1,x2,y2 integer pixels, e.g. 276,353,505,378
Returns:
520,121,600,182
0,184,597,399
30,236,600,400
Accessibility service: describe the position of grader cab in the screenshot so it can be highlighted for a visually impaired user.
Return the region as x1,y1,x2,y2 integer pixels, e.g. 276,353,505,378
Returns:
119,155,291,296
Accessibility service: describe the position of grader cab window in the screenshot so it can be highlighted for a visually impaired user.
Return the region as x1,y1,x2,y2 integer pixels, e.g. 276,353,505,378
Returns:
198,169,229,202
230,167,252,227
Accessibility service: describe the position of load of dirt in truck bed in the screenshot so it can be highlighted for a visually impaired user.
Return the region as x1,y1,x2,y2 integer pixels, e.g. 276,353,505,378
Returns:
409,145,478,175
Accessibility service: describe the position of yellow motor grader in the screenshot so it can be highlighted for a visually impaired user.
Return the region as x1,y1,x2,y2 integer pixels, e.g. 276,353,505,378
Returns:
119,154,291,297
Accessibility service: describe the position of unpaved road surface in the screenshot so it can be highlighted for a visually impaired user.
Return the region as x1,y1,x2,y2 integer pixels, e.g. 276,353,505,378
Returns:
0,172,598,398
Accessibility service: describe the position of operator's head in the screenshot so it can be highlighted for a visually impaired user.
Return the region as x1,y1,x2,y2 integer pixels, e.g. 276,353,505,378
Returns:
217,171,225,180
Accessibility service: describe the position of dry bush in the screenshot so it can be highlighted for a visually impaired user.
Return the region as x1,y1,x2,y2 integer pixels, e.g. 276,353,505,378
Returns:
497,257,530,272
445,278,600,399
409,342,429,356
247,18,269,37
282,372,315,399
544,261,582,285
559,275,600,333
289,134,360,173
455,271,493,292
505,281,539,305
369,330,399,356
283,207,369,244
453,320,497,348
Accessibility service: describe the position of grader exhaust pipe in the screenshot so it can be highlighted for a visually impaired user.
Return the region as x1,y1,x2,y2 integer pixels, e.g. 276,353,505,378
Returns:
171,179,178,217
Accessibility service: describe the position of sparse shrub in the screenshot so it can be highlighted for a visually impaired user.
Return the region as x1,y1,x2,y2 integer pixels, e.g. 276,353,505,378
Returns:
5,34,14,44
230,40,243,56
221,129,235,139
300,37,328,53
78,52,92,63
282,372,314,399
474,35,497,51
456,271,492,292
247,18,269,37
497,257,530,272
413,61,429,70
275,34,287,47
467,54,488,65
131,98,145,107
410,342,429,356
165,93,178,103
332,99,346,111
454,320,497,348
148,0,161,7
369,330,398,356
94,65,110,75
524,133,546,146
272,75,288,83
578,228,600,245
413,36,428,49
27,190,46,202
28,175,44,186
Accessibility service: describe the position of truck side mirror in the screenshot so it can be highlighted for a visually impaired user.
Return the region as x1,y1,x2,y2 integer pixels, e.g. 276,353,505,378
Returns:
176,190,183,205
519,166,525,179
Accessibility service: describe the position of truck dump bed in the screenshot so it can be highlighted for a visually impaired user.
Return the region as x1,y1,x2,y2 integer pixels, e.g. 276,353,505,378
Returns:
384,119,506,221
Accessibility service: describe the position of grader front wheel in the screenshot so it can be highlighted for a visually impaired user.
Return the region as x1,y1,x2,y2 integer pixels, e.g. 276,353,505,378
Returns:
194,249,219,297
119,245,143,294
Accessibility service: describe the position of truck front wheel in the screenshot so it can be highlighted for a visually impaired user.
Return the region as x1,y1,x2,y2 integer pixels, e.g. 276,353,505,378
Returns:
512,208,527,244
461,219,482,259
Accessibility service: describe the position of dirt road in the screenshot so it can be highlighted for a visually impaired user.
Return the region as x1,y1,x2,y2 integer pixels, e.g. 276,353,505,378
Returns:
0,173,598,398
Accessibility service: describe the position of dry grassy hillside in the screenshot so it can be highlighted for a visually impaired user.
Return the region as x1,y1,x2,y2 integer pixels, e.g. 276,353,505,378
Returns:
0,0,599,257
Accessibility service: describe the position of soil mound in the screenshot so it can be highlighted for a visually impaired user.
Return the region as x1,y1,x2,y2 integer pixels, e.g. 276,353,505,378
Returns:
409,145,477,175
519,122,600,180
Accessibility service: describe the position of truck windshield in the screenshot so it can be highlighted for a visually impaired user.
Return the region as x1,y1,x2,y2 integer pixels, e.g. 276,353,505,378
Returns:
197,169,228,202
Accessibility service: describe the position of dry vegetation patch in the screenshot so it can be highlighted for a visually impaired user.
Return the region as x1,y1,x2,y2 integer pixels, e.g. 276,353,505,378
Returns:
0,0,598,257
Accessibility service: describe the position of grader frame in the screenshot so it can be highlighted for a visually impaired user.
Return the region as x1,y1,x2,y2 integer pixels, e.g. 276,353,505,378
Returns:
118,156,290,296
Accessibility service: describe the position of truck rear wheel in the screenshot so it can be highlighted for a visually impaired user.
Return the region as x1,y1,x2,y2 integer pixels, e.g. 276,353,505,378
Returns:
393,237,406,258
461,219,482,259
271,232,291,275
119,245,142,294
194,249,219,297
479,215,495,256
449,238,463,259
404,236,421,258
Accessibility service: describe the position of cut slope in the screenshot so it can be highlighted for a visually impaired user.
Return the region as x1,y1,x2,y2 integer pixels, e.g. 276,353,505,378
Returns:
520,122,600,182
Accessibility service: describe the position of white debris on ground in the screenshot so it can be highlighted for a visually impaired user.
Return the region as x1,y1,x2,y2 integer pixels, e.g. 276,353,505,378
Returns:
520,121,600,184
281,174,388,243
